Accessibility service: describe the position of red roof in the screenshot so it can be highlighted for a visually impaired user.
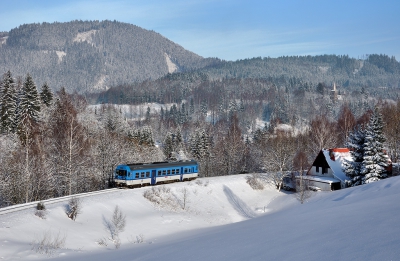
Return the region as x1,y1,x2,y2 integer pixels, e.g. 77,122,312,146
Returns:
329,148,350,153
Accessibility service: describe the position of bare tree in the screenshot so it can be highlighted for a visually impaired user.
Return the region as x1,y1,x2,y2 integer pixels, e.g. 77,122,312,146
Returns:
308,115,337,155
264,130,296,191
49,88,89,196
381,101,400,166
336,104,356,146
180,187,189,210
295,175,311,204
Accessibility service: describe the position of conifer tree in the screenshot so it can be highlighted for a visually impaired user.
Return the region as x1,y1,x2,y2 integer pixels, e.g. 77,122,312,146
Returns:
39,82,53,107
18,74,41,124
163,132,175,160
360,107,388,183
344,126,365,186
160,107,164,121
141,126,155,146
0,71,17,134
145,106,150,122
190,129,210,161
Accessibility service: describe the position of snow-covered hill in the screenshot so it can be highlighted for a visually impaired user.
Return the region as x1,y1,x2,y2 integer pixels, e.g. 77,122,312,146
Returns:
1,175,400,260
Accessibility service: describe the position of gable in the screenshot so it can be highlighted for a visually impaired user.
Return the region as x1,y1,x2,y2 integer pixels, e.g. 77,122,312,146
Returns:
312,151,330,168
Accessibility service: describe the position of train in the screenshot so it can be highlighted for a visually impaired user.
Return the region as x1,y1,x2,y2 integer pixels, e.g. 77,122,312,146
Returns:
114,160,199,187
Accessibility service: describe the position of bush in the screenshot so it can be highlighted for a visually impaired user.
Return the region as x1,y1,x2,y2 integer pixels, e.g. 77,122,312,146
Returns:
129,234,145,244
246,174,265,190
96,237,108,247
36,201,46,210
66,197,82,221
31,231,66,256
35,209,47,219
103,205,126,249
143,186,180,211
35,201,47,219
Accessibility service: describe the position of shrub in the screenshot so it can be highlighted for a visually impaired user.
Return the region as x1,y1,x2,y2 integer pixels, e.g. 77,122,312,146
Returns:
246,174,265,190
66,197,82,221
35,201,47,219
31,231,66,256
103,205,126,249
129,234,145,244
96,237,108,247
143,186,180,211
36,201,46,210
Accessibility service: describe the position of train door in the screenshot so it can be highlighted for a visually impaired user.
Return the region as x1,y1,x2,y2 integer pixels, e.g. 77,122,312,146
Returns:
180,167,184,181
151,170,156,185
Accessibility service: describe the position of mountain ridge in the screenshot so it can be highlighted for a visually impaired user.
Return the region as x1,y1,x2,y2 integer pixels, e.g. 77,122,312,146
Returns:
0,20,220,93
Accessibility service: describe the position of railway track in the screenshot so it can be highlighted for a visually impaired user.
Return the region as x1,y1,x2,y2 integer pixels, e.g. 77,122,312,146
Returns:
0,188,121,216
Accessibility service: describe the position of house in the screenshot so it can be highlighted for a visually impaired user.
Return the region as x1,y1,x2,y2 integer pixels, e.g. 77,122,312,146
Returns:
298,148,351,191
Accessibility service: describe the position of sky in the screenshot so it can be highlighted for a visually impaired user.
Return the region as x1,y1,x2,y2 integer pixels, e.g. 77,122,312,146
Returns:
0,0,399,61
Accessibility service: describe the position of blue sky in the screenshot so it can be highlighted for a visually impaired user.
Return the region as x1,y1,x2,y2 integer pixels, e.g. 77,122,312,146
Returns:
1,0,399,61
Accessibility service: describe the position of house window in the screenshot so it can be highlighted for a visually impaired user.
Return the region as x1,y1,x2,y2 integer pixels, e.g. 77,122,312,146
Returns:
316,166,319,173
322,167,328,174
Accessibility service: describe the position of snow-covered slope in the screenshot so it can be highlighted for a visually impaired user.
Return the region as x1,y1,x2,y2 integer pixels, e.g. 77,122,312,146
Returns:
0,175,292,260
1,175,400,260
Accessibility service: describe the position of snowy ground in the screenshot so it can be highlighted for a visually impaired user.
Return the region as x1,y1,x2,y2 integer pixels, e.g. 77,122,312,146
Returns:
1,175,400,260
0,175,293,260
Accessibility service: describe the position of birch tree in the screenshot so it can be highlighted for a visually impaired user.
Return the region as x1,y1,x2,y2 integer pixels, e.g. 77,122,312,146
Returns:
264,130,296,191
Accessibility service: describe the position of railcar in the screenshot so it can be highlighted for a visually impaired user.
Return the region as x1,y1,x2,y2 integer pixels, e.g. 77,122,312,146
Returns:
114,160,198,187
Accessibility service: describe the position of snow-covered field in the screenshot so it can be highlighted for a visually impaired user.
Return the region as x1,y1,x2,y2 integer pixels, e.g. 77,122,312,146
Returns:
1,175,400,260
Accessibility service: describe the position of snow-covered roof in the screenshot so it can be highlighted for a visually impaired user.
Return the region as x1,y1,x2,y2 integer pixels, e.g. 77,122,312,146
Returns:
322,148,352,182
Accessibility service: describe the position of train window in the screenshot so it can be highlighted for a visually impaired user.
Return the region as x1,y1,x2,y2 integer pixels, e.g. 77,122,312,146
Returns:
176,169,180,174
117,170,127,177
167,170,171,175
135,173,139,179
162,170,166,176
172,169,175,175
146,172,150,178
158,170,161,176
141,172,145,178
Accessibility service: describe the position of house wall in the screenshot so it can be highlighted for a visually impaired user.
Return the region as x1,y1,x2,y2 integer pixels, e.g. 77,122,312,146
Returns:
309,166,334,178
295,178,337,191
309,180,334,191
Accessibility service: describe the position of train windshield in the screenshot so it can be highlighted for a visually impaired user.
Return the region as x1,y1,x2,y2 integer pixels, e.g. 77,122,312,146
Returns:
116,169,127,177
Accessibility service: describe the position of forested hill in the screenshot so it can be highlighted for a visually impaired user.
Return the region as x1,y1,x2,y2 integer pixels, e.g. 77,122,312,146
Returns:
199,54,400,89
0,20,219,93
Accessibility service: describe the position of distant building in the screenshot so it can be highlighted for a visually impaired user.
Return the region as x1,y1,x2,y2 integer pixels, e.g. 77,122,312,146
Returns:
330,83,343,102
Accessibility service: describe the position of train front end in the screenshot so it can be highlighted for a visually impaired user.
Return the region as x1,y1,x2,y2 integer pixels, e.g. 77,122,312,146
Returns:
114,165,130,186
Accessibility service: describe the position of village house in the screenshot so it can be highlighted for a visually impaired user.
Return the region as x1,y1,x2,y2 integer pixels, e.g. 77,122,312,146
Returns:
298,148,352,191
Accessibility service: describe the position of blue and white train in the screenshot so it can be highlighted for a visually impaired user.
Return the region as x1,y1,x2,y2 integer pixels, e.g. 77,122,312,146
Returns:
114,160,199,187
